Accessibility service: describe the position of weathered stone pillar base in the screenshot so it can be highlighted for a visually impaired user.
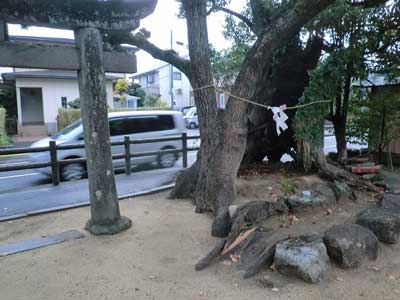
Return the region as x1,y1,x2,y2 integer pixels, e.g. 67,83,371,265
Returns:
85,216,132,235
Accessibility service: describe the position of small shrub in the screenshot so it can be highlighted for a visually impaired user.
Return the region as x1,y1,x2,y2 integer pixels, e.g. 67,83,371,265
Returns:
58,108,81,130
0,108,11,146
280,178,295,196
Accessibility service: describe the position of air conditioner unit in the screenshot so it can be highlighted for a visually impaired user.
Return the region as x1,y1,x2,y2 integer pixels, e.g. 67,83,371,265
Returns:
176,88,183,95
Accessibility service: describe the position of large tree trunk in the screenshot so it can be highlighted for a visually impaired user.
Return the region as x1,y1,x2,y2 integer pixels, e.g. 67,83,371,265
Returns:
174,0,335,215
242,37,324,165
332,67,351,163
182,0,223,213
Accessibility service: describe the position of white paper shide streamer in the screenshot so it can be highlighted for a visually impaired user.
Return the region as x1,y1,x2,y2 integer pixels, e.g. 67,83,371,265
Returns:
271,105,289,136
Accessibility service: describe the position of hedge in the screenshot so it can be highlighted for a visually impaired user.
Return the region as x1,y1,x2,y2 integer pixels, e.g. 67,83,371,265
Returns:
57,107,173,130
58,108,81,130
0,107,11,146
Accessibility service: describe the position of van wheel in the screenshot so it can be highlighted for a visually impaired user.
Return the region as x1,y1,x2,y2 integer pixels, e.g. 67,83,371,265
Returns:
61,163,85,181
158,148,178,168
188,122,197,129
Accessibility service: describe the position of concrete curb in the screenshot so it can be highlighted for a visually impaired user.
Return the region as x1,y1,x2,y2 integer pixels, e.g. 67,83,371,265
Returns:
0,183,175,222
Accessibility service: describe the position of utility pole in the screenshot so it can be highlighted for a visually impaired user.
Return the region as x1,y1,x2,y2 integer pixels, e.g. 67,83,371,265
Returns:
170,30,174,109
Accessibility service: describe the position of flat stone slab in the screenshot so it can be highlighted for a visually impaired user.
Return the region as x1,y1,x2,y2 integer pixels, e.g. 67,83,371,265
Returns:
323,224,378,268
0,230,84,257
274,235,330,283
356,208,400,244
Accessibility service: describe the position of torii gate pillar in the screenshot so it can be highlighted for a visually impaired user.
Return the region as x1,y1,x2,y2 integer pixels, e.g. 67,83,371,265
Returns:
75,27,131,235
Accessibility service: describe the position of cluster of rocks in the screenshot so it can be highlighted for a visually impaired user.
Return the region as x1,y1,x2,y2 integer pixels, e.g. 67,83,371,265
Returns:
272,192,400,283
200,192,400,284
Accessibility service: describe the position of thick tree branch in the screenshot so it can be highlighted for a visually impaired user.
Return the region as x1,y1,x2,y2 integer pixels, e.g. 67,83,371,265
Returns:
109,30,192,79
214,6,255,31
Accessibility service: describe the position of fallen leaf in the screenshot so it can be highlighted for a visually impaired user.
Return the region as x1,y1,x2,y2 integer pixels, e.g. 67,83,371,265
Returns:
199,291,208,297
325,209,333,215
222,260,232,266
229,254,241,263
336,277,344,282
370,266,380,272
287,215,301,225
271,288,280,292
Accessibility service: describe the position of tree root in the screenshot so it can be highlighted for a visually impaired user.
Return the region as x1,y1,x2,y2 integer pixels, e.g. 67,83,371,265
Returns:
195,239,226,271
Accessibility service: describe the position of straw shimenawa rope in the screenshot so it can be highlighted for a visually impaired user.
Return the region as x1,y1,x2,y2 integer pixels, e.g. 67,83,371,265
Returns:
192,84,331,110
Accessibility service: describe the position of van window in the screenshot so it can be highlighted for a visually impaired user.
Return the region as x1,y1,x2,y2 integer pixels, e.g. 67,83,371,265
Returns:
109,115,175,136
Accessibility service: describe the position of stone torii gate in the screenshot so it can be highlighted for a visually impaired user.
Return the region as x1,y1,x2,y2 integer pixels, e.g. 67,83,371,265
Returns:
0,0,157,235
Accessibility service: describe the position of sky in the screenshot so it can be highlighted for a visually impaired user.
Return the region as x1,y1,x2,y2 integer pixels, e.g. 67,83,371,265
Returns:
1,0,246,75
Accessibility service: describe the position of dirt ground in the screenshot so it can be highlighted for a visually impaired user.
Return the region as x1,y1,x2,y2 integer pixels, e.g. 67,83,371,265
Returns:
1,185,400,300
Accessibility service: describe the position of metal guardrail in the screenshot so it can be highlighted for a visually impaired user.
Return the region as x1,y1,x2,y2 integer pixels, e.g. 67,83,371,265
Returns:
0,133,200,185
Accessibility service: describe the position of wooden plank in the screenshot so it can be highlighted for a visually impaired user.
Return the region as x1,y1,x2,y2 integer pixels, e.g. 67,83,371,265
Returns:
0,230,84,257
0,41,137,73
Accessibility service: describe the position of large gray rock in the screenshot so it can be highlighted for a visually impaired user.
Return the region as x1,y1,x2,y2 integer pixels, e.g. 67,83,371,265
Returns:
356,208,400,244
379,193,400,212
274,235,330,283
286,185,336,213
323,224,378,268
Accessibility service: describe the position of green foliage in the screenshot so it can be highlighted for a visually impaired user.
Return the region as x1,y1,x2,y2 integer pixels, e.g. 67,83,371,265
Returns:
294,64,332,148
294,64,331,170
0,84,17,117
132,87,146,101
280,178,295,196
0,108,11,146
114,78,130,95
58,108,81,130
348,87,400,152
68,98,81,109
143,95,169,108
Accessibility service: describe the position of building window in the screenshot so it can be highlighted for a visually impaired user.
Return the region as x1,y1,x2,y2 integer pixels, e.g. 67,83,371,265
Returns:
219,94,225,108
173,72,182,80
61,97,68,108
147,73,155,84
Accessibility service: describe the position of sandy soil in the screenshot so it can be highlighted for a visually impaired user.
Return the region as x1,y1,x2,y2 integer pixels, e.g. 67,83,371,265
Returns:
1,187,400,300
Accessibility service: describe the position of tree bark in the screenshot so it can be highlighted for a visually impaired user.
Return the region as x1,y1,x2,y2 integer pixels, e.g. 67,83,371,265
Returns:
75,27,131,235
332,65,352,163
242,37,323,165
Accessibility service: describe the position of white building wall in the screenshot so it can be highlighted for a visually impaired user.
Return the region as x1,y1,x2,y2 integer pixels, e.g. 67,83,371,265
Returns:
158,66,171,105
133,64,193,110
16,77,114,134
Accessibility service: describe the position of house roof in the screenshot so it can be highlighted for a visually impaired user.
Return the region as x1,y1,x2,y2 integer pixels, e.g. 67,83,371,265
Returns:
353,73,400,87
2,70,120,81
